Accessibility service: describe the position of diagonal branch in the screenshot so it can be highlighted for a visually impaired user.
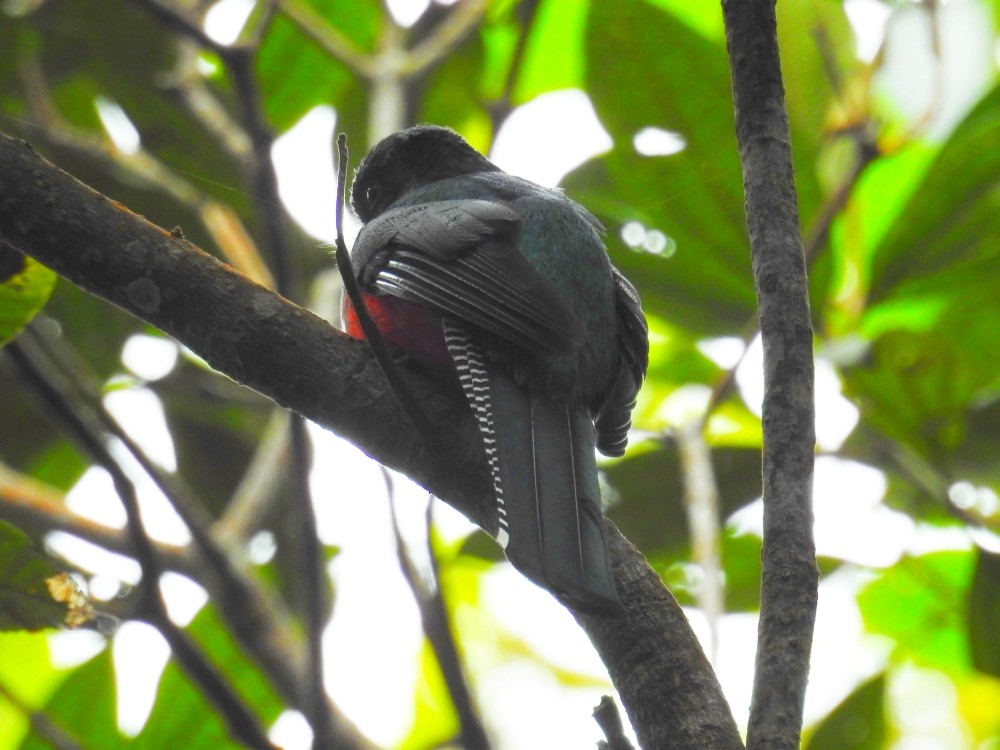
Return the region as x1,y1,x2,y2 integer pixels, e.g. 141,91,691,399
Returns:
0,129,744,750
721,2,818,749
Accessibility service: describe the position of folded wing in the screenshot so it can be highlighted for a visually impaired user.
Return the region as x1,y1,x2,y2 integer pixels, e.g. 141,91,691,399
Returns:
351,200,585,356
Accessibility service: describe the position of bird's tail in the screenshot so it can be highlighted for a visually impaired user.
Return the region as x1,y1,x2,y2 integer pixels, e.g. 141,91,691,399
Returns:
444,321,622,617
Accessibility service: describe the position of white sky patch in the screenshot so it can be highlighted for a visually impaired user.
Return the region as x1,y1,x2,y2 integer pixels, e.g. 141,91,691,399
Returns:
633,126,686,156
844,0,893,62
66,466,127,529
876,0,995,140
481,567,608,677
270,710,313,750
385,0,430,27
805,569,893,723
490,89,612,187
272,105,340,243
46,531,142,584
308,427,422,746
121,334,179,381
482,660,625,750
203,0,255,45
104,387,177,472
698,336,746,369
113,621,170,737
159,573,208,627
729,457,915,568
48,629,107,669
95,97,140,155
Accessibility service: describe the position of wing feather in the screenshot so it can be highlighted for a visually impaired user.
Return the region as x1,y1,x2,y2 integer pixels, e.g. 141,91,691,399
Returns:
352,200,584,355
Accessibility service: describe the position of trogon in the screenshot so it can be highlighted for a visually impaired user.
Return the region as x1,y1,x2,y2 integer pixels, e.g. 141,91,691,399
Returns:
343,125,648,617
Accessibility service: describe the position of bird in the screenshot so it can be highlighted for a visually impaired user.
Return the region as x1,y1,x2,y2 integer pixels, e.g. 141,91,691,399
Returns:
342,125,648,616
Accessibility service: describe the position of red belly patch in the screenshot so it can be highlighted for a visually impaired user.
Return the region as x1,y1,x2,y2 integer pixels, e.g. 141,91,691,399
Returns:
342,292,451,366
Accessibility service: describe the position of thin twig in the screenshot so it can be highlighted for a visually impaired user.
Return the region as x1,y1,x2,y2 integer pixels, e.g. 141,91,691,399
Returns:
0,680,84,750
593,695,635,750
4,342,277,750
403,0,490,77
333,134,436,438
289,415,334,750
677,424,724,661
387,480,491,750
487,0,543,127
274,0,376,77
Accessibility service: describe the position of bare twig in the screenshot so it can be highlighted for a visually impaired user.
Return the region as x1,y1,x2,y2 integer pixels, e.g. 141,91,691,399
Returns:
593,695,635,750
333,134,435,438
289,415,334,750
387,481,491,750
275,0,376,77
0,680,83,750
677,424,724,660
4,341,277,750
721,2,818,750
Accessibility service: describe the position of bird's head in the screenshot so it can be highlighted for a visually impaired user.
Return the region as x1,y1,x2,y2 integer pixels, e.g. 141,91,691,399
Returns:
351,125,499,222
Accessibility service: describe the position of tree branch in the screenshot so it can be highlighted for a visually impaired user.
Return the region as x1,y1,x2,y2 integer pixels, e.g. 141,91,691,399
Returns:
0,130,743,750
721,2,818,749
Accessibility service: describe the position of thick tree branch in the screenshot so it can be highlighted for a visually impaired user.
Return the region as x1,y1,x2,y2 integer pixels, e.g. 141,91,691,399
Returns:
0,130,743,750
721,2,818,750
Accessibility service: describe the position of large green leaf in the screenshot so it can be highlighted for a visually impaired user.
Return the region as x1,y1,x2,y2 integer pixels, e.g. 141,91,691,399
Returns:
258,1,377,134
0,248,57,346
839,85,1000,508
867,84,1000,303
858,550,974,674
570,0,750,335
604,441,762,563
18,650,124,750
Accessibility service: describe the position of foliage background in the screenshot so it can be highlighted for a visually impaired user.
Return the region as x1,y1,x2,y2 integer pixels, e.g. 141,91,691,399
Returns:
0,0,998,748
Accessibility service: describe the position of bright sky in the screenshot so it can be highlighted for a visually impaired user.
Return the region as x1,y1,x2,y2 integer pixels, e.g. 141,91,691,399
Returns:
44,0,1000,748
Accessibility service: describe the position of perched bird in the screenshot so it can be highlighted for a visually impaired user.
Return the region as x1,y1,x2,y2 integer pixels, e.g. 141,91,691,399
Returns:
343,126,647,616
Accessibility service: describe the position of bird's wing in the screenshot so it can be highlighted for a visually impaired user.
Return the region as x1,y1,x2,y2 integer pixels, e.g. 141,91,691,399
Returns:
351,200,584,355
595,266,649,457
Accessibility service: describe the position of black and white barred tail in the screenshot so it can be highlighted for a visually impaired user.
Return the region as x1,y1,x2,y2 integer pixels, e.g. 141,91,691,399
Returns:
442,318,622,617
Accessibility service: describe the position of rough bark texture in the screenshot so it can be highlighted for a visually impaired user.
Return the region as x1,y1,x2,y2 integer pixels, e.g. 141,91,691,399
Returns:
721,2,819,750
0,131,744,750
578,526,743,750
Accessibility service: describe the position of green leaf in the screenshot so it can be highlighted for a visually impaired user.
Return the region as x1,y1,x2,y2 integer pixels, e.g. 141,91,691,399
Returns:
604,441,761,562
515,0,588,100
0,632,64,749
0,521,92,632
968,548,1000,678
570,0,752,335
18,649,123,750
257,5,372,134
398,639,460,750
858,550,975,674
0,247,57,346
805,674,887,750
868,83,1000,304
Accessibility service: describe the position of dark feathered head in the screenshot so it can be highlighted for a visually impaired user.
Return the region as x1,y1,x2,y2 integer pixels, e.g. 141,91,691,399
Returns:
351,125,500,223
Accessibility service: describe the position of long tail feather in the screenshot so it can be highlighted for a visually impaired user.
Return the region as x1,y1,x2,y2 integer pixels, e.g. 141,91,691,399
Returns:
444,319,622,616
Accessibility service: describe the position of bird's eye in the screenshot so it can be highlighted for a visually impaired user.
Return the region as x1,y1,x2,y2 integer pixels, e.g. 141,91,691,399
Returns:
366,184,379,206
